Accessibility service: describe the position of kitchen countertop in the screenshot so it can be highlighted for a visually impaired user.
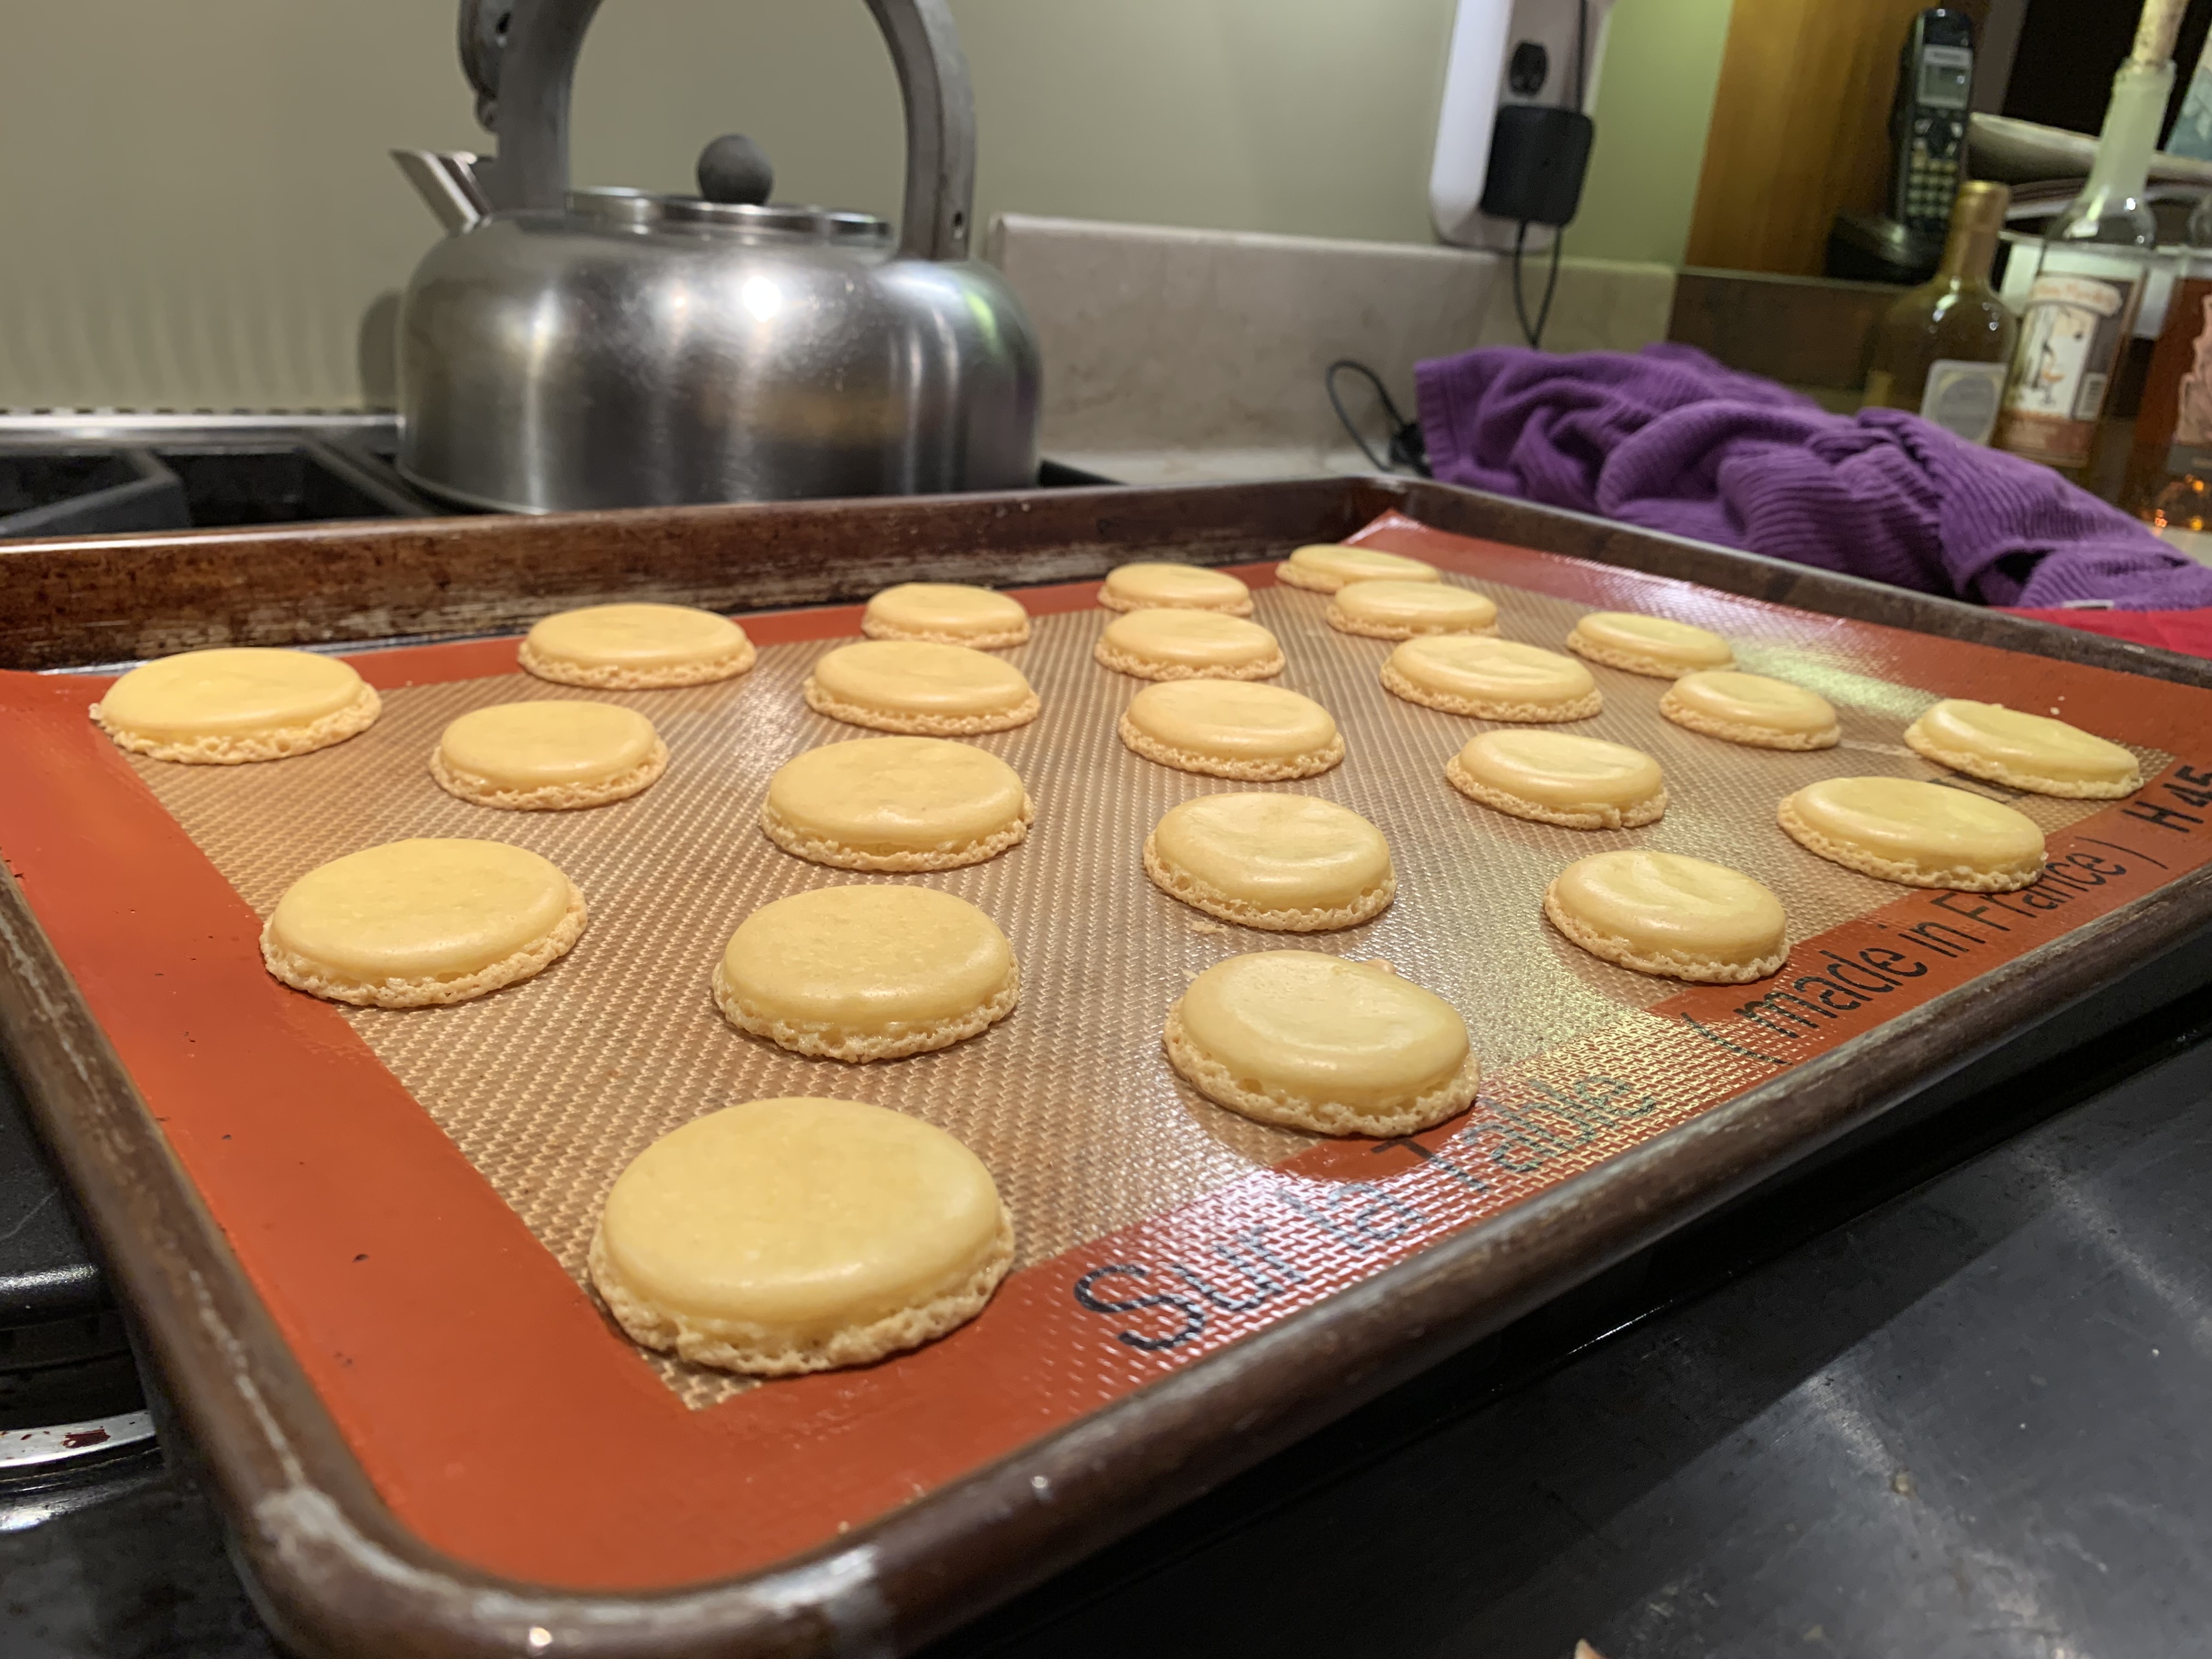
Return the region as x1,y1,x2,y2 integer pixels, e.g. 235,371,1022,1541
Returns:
1051,444,1386,487
988,215,1675,485
8,978,2209,1657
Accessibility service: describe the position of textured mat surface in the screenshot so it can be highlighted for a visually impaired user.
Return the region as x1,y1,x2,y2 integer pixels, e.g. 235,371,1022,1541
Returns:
132,576,2146,1409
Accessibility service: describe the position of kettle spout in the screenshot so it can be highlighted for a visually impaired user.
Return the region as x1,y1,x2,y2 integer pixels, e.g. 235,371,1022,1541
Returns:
392,149,494,233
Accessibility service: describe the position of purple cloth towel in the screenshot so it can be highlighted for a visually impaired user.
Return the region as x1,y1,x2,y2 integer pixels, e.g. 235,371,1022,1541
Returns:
1413,342,2212,611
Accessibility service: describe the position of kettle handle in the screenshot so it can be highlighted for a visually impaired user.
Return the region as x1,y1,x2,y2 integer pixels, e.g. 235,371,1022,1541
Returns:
488,0,978,261
869,0,978,261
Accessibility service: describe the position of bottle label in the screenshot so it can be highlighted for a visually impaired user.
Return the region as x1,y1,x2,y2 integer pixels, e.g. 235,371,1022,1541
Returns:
1917,360,2007,445
1997,262,2144,467
2173,288,2212,448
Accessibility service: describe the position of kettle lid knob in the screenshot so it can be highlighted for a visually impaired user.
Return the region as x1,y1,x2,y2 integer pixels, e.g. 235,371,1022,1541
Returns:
696,134,774,206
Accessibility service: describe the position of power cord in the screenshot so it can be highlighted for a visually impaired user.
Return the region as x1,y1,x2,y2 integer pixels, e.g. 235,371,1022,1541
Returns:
1511,0,1588,351
1325,359,1430,477
1333,1,1591,450
1511,221,1566,350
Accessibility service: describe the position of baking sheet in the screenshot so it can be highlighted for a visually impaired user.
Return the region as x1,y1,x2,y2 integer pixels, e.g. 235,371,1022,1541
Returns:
6,507,2210,1602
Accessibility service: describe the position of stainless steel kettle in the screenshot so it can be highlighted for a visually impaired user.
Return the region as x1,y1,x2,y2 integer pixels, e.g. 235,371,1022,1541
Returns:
391,0,1041,514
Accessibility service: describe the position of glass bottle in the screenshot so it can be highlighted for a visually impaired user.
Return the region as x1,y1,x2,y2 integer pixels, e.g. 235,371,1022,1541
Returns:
2119,233,2212,532
1863,180,2018,444
1992,43,2174,475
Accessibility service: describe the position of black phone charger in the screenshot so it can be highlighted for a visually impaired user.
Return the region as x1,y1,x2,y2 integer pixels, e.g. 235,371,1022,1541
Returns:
1478,105,1596,228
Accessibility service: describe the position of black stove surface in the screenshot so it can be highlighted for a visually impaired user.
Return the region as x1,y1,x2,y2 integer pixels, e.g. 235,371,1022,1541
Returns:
0,1056,159,1534
0,437,445,539
0,415,447,1509
0,417,1117,541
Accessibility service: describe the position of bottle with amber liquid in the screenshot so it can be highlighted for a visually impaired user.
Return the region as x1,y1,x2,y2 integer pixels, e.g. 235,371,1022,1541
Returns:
1863,180,2018,444
2120,205,2212,533
1993,9,2176,476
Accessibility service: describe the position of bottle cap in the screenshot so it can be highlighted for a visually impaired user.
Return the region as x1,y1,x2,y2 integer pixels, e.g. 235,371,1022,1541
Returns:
1951,179,2011,236
2131,0,2183,68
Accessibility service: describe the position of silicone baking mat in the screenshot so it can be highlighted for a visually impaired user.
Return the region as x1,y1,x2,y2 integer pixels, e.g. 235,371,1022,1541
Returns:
4,511,2210,1594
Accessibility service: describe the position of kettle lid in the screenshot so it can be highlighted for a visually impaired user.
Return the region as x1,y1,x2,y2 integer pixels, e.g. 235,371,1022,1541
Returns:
568,188,890,245
486,0,978,264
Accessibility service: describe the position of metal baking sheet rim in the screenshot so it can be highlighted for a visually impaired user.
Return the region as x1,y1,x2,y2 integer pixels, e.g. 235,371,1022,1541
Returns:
5,856,2208,1657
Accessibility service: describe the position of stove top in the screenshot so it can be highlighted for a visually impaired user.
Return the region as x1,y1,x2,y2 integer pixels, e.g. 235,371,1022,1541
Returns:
0,413,1115,540
0,413,445,1503
0,413,445,539
0,1056,158,1531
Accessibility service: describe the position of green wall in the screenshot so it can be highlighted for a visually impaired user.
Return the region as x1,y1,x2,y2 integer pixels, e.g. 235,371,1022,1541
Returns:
1572,0,1736,264
0,0,1729,407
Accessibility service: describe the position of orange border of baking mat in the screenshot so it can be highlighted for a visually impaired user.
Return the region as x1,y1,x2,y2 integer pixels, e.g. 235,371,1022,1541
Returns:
3,523,2210,1593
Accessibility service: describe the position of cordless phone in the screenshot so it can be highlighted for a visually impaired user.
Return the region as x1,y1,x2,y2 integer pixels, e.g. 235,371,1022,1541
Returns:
1888,8,1976,234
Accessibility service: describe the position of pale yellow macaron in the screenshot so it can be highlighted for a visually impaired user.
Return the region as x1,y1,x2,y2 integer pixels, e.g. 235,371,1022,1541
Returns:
803,640,1040,735
520,602,755,689
589,1097,1013,1376
1144,794,1395,931
1446,729,1667,830
1543,849,1787,983
1903,699,2141,798
1565,611,1735,678
761,736,1032,871
92,647,380,764
430,700,668,810
861,583,1031,650
1381,636,1601,721
1277,544,1442,594
1119,680,1345,780
261,838,586,1007
713,885,1019,1062
1164,952,1480,1137
1325,580,1498,641
1095,609,1285,681
1779,776,2045,891
1661,670,1840,751
1099,562,1254,616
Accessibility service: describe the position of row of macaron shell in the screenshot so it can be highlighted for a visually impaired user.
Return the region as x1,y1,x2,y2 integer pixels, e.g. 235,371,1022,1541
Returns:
501,565,2137,1008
